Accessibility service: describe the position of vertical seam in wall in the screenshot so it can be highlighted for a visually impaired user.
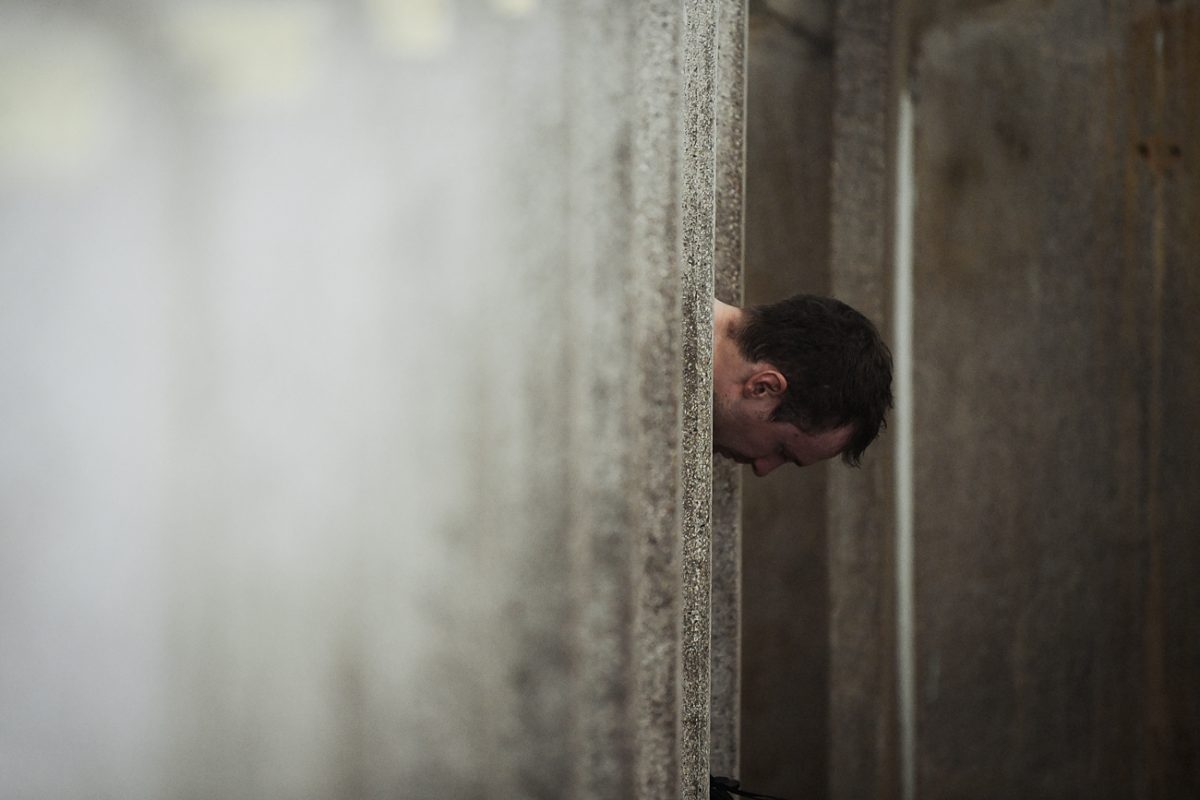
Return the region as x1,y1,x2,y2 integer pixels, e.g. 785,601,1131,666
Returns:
893,89,916,800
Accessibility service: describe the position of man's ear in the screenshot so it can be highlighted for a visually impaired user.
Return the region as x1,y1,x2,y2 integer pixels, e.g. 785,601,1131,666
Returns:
743,369,787,401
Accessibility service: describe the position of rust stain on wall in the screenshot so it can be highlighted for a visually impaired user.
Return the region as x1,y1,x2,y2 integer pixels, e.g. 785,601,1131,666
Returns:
1125,4,1200,797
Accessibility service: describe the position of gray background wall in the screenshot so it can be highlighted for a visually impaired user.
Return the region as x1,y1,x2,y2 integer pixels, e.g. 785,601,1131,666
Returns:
740,2,835,799
740,0,1199,798
910,1,1199,797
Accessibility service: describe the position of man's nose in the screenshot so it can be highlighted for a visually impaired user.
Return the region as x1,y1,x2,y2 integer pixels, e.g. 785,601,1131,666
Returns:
751,455,785,477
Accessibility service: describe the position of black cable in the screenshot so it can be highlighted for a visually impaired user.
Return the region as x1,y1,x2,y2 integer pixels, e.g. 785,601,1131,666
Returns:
710,774,792,800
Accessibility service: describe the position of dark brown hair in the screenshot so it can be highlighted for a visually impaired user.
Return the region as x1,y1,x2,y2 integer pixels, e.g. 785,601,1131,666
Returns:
734,295,894,466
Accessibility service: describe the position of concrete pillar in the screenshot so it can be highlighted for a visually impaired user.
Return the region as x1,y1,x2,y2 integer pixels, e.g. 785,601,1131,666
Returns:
740,2,836,795
0,0,742,798
828,1,901,799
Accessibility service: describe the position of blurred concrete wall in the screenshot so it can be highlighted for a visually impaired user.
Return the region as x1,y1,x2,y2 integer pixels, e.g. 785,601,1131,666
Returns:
0,1,747,798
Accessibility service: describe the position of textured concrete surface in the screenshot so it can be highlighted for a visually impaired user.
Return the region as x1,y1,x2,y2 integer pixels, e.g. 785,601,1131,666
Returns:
910,1,1200,796
566,1,645,794
0,1,700,798
710,0,747,779
828,2,901,800
682,0,718,796
741,2,1199,799
630,0,687,797
739,1,838,797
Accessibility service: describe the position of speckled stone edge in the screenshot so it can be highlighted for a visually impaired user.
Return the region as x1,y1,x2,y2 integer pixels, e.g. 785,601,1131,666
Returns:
709,0,747,779
681,0,718,797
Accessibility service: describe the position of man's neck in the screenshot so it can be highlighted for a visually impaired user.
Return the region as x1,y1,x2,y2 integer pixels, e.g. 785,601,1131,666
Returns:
713,299,748,389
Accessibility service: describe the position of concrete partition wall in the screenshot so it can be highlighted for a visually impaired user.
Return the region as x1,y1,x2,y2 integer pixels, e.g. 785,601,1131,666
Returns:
739,1,837,796
0,0,741,797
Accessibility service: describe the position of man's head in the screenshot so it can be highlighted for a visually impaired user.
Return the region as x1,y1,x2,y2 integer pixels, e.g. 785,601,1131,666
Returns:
712,294,893,476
